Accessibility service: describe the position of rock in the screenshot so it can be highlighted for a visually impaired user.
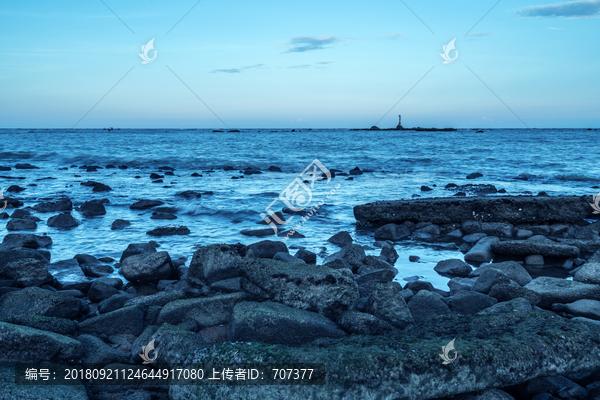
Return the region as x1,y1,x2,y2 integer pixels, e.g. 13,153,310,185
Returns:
47,212,78,229
452,290,498,314
88,280,121,302
464,236,500,264
323,244,366,271
463,232,487,243
111,219,131,230
552,299,600,320
327,231,353,247
374,223,411,241
227,301,347,345
518,376,586,400
488,282,542,306
356,269,397,296
491,241,580,258
470,261,533,286
380,243,399,265
120,242,157,262
349,167,363,175
0,322,81,362
337,311,397,335
240,228,275,237
0,287,84,320
404,280,435,293
273,252,305,263
77,334,128,364
525,255,545,265
174,190,202,199
188,243,250,285
434,259,472,277
130,199,164,210
75,254,113,277
447,277,477,294
480,222,514,237
574,262,600,285
79,305,144,336
121,251,175,284
46,259,91,292
151,212,177,220
324,258,353,271
3,314,77,335
472,268,511,294
0,233,52,251
15,163,39,169
7,185,26,193
516,229,534,239
248,240,288,259
210,278,242,293
268,166,282,172
526,277,600,308
146,225,190,236
124,290,188,309
240,258,359,319
354,196,593,226
407,290,452,323
0,258,53,287
143,323,207,366
364,282,414,329
79,199,106,217
466,172,483,179
409,255,420,262
6,218,37,231
478,297,532,315
0,248,49,272
157,293,249,330
170,312,600,400
10,209,32,219
98,294,130,313
295,248,317,264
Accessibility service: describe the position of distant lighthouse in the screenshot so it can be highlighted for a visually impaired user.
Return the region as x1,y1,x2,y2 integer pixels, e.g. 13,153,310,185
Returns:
396,115,403,130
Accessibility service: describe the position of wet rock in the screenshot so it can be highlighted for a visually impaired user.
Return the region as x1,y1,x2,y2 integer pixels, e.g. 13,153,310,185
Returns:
516,229,534,239
157,292,249,329
111,219,131,230
464,236,500,264
525,254,545,265
553,299,600,321
92,183,111,192
210,278,242,293
434,259,472,277
79,305,144,336
3,314,77,336
337,310,397,336
15,163,39,169
228,301,347,345
144,323,207,366
0,287,84,320
407,290,452,323
470,261,533,286
0,322,82,362
151,212,177,220
0,212,7,219
77,334,128,364
6,218,37,231
574,262,600,285
268,166,282,172
409,255,420,262
79,199,106,217
356,269,397,296
88,280,121,302
121,251,175,284
420,185,433,192
10,210,31,221
130,200,164,210
324,258,352,271
146,225,190,236
447,277,477,294
518,376,586,400
454,389,516,400
241,258,358,318
491,241,580,258
175,190,203,199
75,254,114,277
248,240,288,259
98,294,130,313
273,252,305,263
526,277,600,308
349,167,363,175
488,282,542,306
46,259,91,292
452,290,498,315
0,258,53,287
47,212,78,229
364,282,414,329
374,223,412,241
404,280,435,293
124,290,188,309
466,172,483,179
7,185,26,193
379,243,399,265
188,243,250,285
463,232,487,243
472,268,511,294
327,231,353,247
295,248,317,264
120,242,157,262
0,233,52,250
477,297,533,315
323,243,366,271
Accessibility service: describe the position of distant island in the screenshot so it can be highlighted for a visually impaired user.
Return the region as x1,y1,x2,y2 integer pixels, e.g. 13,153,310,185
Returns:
351,115,457,132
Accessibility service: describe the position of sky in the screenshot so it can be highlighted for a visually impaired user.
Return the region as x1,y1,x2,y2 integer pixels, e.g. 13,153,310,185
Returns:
0,0,598,129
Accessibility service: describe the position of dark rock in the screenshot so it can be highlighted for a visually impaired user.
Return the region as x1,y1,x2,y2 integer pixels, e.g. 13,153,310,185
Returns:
0,233,52,251
6,218,37,231
447,277,477,294
466,172,483,179
10,209,31,219
175,190,202,199
268,166,282,172
77,334,128,364
273,252,305,263
526,277,600,308
0,166,10,171
75,254,114,277
111,219,131,230
0,287,84,320
3,314,77,336
79,305,144,336
407,290,452,323
210,278,242,293
349,167,363,175
434,259,472,277
364,282,414,329
88,280,121,302
518,376,586,400
146,225,190,236
470,261,533,286
375,223,411,241
452,290,498,315
141,323,207,366
151,212,177,220
79,199,106,217
0,258,53,287
248,240,288,259
491,241,580,258
463,232,487,243
574,262,600,285
277,229,306,239
337,311,397,335
98,294,130,314
464,236,500,264
324,258,352,270
488,282,542,306
420,185,433,191
478,298,532,315
552,299,600,320
0,322,82,362
121,251,175,284
472,268,511,294
409,255,420,262
241,228,276,237
0,212,7,219
327,231,353,247
7,185,26,193
92,183,111,192
15,163,39,169
130,200,164,210
228,301,347,345
0,248,49,270
295,248,317,264
46,259,91,292
404,280,435,293
120,242,157,262
323,243,366,271
356,268,398,295
124,290,187,309
380,243,399,265
188,243,250,285
47,212,78,229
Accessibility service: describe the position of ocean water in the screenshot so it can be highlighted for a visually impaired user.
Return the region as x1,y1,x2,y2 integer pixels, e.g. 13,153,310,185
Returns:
1,128,598,289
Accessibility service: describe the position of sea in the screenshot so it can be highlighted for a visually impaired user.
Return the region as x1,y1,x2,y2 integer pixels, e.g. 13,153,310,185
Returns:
0,128,598,289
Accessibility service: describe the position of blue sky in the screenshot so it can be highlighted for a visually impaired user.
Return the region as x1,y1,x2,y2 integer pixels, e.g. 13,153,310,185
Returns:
0,0,598,128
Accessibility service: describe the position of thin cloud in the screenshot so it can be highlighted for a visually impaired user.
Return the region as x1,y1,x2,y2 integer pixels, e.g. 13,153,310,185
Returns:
516,0,600,18
283,35,339,53
378,32,404,39
466,32,494,36
286,61,334,69
211,64,264,74
547,26,565,28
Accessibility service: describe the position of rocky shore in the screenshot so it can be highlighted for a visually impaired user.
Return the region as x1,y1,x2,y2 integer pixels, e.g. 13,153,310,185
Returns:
2,192,600,400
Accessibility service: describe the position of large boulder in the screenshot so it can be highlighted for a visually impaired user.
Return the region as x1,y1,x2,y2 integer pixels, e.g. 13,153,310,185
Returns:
46,259,91,292
3,315,77,336
491,241,580,258
240,258,359,319
77,334,129,364
488,282,542,306
121,251,175,284
188,243,250,285
47,212,79,229
464,236,500,264
327,231,353,247
74,254,113,277
171,311,600,400
33,198,72,213
374,223,411,241
574,262,600,285
478,298,533,315
552,299,600,320
472,269,511,294
452,290,498,315
124,290,188,309
0,322,82,362
525,277,600,308
0,287,84,321
337,311,397,335
139,323,207,366
119,242,157,262
79,305,144,336
6,218,37,231
0,258,53,287
0,248,49,270
0,233,52,251
228,301,347,345
130,199,164,210
248,240,288,259
88,280,121,303
79,199,106,217
364,282,414,329
407,290,452,323
434,259,472,277
323,243,366,271
470,261,532,286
